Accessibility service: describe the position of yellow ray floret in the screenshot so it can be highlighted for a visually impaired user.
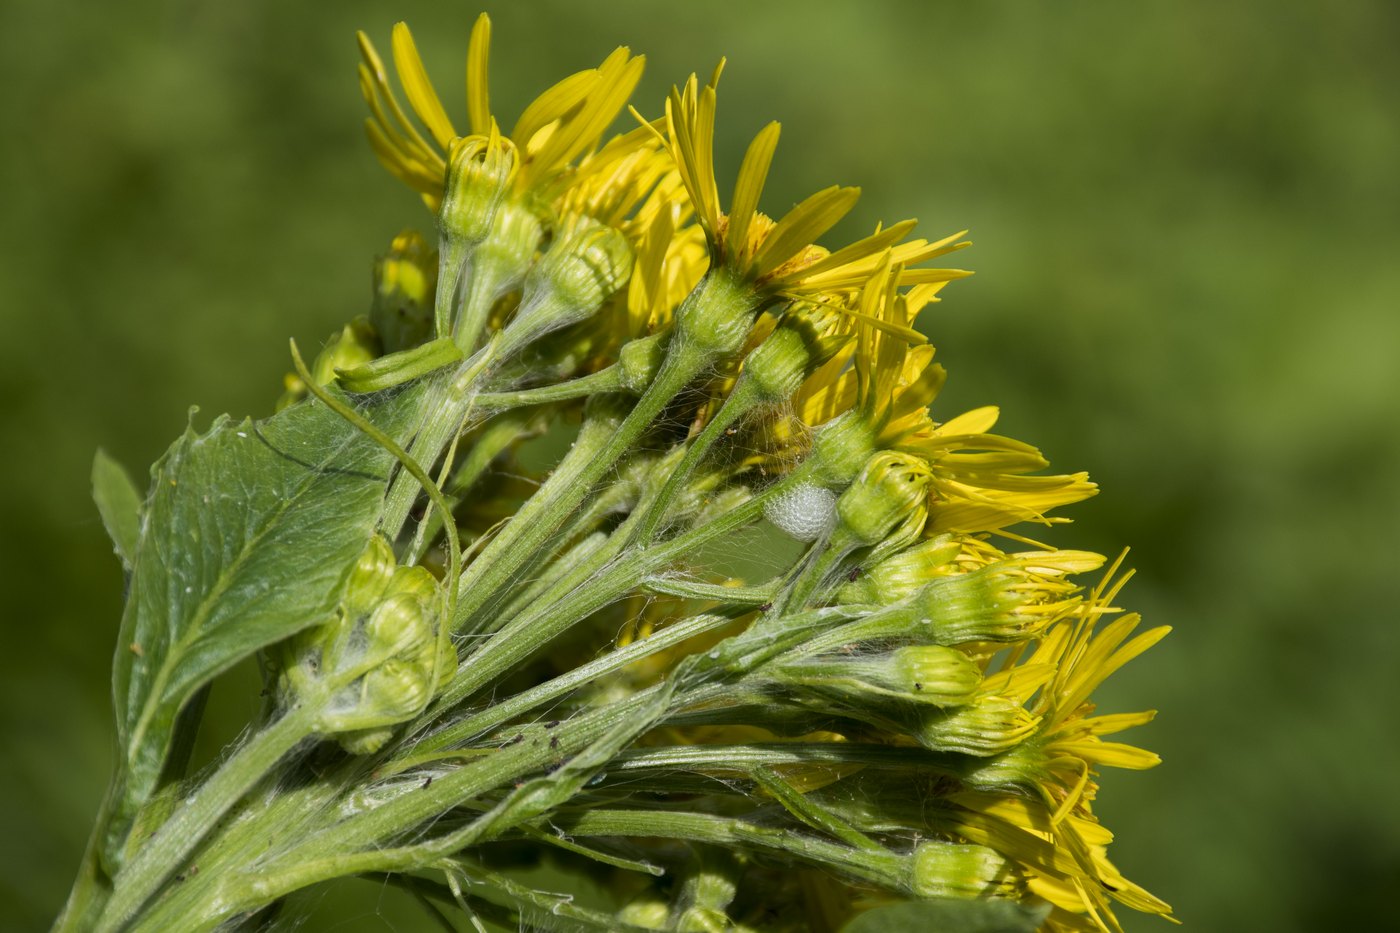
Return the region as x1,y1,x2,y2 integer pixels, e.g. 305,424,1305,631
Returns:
649,72,972,299
359,15,645,210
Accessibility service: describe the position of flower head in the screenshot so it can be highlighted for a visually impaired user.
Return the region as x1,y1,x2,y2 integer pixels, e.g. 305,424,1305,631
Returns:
359,16,646,211
653,71,972,302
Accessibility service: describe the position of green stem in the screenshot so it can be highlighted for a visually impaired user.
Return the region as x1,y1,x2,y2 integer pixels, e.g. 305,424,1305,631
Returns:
430,465,811,723
777,540,851,614
604,741,974,781
448,339,710,632
553,808,905,890
381,353,492,542
475,364,624,409
127,764,355,932
258,688,664,886
95,704,319,932
634,376,760,545
641,576,777,604
417,611,736,752
447,269,760,633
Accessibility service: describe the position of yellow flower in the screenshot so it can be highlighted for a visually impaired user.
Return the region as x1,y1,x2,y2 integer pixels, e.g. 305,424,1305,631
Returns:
949,557,1173,932
653,71,972,300
358,16,645,210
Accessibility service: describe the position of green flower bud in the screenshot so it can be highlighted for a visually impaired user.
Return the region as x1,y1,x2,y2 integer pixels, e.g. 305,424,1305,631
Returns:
330,659,436,756
382,562,440,604
807,411,878,487
912,695,1039,756
740,308,847,404
832,451,932,549
538,219,633,318
370,230,437,353
617,899,670,930
472,197,545,302
343,534,397,618
742,325,810,402
438,136,514,246
315,318,380,385
888,646,983,705
909,842,1020,899
674,269,758,358
618,331,667,394
909,564,1042,645
278,537,450,754
500,218,633,356
359,658,434,721
775,645,980,708
961,741,1044,792
364,593,434,660
836,534,961,605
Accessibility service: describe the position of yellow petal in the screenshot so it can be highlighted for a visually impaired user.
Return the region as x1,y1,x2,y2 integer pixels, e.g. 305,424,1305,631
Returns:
391,23,457,149
465,13,492,134
727,121,781,265
752,186,861,277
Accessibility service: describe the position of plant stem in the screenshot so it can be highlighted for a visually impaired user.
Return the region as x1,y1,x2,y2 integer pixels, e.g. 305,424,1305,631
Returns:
447,339,710,632
415,611,737,752
634,376,759,545
95,704,318,932
475,364,624,409
553,808,905,890
430,464,810,722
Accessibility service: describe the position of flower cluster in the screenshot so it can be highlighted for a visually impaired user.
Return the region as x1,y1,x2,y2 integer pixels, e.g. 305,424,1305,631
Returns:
63,15,1170,933
317,16,1170,930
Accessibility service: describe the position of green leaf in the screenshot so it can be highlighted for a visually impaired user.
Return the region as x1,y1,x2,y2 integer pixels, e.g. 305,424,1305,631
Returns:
106,385,425,861
840,898,1050,933
92,448,144,569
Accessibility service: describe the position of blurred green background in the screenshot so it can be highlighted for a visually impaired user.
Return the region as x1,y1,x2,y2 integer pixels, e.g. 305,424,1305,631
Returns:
2,1,1397,929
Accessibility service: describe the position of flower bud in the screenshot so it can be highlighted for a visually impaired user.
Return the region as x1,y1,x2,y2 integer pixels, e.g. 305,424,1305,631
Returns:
739,308,847,404
499,218,633,356
359,658,434,722
674,269,758,358
343,534,398,618
909,842,1019,899
912,695,1039,756
807,411,878,487
832,451,931,549
278,537,450,754
438,136,515,246
364,593,435,660
370,231,437,353
538,219,634,318
617,331,667,394
909,564,1045,645
836,534,961,605
473,198,545,297
741,324,810,403
332,659,437,756
775,645,981,708
888,646,983,705
617,899,670,929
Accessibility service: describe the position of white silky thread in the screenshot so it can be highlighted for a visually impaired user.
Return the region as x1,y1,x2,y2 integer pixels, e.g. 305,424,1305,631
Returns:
763,483,837,542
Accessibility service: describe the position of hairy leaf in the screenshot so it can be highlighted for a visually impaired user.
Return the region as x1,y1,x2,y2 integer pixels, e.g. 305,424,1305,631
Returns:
107,385,424,860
